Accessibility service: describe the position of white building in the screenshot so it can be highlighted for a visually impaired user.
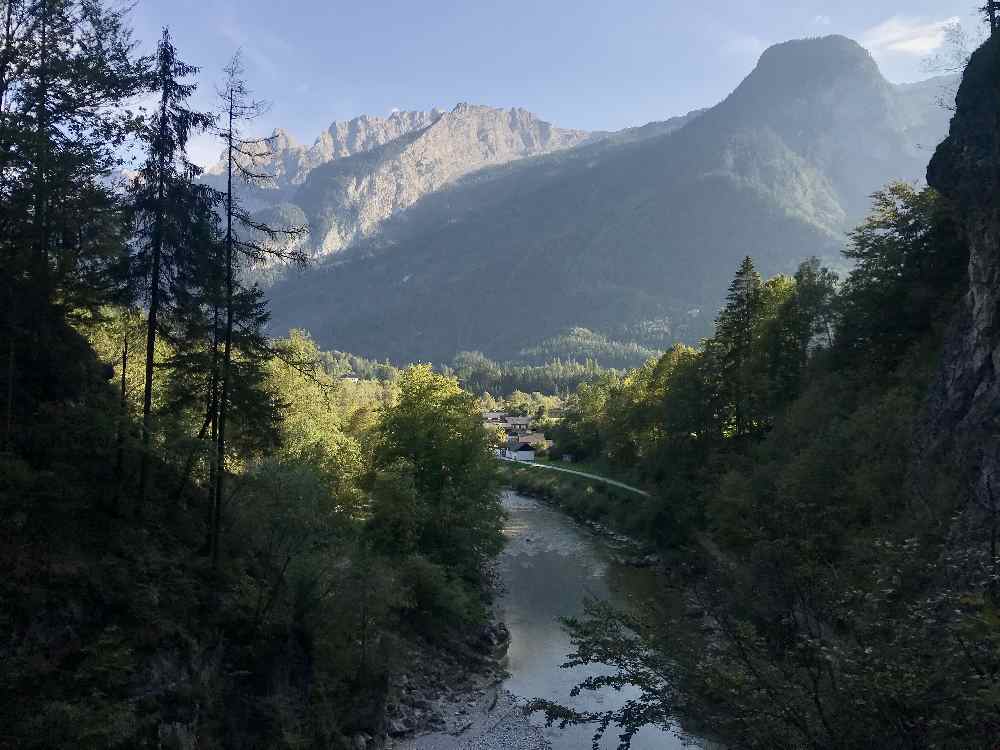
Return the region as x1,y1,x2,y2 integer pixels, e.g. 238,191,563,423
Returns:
506,443,536,462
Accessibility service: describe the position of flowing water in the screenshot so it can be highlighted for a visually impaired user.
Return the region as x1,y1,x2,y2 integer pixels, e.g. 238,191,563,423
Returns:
496,492,704,750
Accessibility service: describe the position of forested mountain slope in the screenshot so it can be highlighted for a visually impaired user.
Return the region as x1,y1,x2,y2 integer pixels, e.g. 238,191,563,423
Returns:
517,34,1000,749
265,36,955,365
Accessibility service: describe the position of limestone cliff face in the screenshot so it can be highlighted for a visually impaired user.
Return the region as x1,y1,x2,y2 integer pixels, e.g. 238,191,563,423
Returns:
202,105,590,256
292,103,591,254
926,36,1000,505
201,109,444,194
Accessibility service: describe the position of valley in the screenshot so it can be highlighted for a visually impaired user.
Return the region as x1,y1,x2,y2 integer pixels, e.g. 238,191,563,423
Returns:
231,37,958,366
4,4,1000,749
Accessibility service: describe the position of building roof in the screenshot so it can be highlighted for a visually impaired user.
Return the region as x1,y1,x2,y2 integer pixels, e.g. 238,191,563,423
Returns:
515,443,536,452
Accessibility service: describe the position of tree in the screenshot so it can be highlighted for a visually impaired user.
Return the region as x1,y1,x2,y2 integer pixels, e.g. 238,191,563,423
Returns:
373,365,503,580
133,27,214,507
836,183,966,370
0,0,142,447
209,52,307,565
712,256,764,438
984,1,998,35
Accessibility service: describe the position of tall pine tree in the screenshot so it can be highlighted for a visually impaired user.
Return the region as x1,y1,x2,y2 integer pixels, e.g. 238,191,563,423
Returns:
133,27,214,507
712,255,764,438
0,0,141,449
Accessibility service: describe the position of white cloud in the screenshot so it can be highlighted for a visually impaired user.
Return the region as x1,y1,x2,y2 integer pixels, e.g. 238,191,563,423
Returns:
862,15,960,56
814,15,832,26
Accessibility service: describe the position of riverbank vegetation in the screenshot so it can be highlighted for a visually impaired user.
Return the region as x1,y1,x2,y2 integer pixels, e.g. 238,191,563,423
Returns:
500,461,653,540
540,172,1000,744
0,4,502,747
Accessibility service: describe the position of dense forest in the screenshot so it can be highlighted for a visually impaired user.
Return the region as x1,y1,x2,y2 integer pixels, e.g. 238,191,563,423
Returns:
535,34,1000,747
0,4,504,747
445,350,610,398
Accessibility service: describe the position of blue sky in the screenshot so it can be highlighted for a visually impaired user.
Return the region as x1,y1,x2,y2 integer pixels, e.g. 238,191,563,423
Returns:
129,1,982,166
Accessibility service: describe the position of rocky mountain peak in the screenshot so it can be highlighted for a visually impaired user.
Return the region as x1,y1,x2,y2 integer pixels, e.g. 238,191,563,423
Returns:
290,103,591,254
269,127,299,151
752,35,881,89
719,35,890,126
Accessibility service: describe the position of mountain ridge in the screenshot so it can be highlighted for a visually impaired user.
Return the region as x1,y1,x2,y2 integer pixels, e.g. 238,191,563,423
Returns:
261,35,957,366
202,103,592,255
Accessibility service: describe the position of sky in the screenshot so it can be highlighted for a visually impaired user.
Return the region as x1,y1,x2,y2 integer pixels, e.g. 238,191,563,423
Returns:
128,0,983,167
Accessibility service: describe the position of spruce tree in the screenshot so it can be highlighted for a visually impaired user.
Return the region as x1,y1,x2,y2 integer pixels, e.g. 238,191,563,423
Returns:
713,255,763,438
133,27,214,508
0,0,141,448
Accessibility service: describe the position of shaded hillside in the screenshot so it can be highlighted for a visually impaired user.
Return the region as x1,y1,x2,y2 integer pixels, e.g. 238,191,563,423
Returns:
266,36,955,364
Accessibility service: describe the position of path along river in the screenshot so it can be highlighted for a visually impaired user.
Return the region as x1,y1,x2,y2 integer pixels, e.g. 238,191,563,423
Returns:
495,491,707,750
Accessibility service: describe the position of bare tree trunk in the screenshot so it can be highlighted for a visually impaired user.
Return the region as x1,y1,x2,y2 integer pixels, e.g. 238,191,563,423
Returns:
4,333,13,452
212,92,236,569
34,2,50,294
112,316,129,514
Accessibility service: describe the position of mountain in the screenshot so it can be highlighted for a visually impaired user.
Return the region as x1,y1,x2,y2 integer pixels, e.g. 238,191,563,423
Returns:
202,105,591,255
263,36,956,365
202,109,442,198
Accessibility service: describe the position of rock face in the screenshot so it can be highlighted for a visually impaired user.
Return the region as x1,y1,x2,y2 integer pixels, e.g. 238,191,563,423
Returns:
202,109,443,194
203,105,590,255
294,104,590,254
925,35,1000,508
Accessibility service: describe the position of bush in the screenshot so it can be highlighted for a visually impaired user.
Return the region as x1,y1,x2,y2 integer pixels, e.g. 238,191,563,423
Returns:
399,555,484,630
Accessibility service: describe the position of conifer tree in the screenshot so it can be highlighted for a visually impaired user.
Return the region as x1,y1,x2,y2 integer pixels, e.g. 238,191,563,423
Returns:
712,255,763,438
209,53,307,565
984,2,998,35
0,0,141,447
133,27,214,507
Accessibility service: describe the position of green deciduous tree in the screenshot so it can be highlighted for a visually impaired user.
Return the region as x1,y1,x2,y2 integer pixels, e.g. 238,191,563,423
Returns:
836,183,966,370
372,365,503,581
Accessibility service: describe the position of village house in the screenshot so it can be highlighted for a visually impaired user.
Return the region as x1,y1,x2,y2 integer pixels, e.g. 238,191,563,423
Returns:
504,415,532,432
506,431,548,450
505,442,536,462
482,410,510,433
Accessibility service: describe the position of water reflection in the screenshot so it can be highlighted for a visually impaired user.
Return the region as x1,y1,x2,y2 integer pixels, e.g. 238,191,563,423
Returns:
496,492,701,750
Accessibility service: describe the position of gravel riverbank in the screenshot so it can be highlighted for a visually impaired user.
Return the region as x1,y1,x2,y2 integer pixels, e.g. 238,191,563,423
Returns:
390,688,549,750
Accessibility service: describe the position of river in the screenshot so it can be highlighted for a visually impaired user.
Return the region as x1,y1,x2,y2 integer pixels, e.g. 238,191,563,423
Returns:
496,492,704,750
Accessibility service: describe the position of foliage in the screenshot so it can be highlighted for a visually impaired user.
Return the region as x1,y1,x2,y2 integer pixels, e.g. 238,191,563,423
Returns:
0,8,504,748
517,327,662,369
541,184,993,747
372,365,503,582
448,349,611,396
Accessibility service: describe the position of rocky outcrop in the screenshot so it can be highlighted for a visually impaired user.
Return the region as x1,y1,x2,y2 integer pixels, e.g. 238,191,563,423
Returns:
292,104,590,254
925,36,1000,509
201,109,444,194
202,105,590,256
